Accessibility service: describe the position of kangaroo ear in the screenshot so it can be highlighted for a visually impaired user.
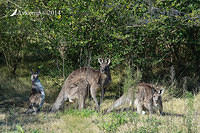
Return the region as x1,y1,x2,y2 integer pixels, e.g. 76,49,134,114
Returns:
152,88,156,94
98,58,103,64
106,58,111,65
159,89,165,95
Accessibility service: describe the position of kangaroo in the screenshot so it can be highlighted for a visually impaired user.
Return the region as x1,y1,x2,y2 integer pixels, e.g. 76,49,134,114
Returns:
66,78,89,109
134,83,164,115
26,93,42,114
26,70,45,114
51,58,111,112
106,83,164,115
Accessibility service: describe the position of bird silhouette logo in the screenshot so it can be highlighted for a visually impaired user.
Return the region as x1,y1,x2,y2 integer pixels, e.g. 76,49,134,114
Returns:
10,9,18,16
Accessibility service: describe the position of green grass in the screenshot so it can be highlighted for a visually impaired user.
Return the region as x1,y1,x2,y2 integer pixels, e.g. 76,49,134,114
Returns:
1,94,200,133
0,67,200,133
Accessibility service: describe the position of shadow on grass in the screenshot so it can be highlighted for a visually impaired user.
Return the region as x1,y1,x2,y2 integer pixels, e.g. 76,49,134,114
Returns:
162,112,185,117
0,73,61,132
0,112,42,127
0,76,30,113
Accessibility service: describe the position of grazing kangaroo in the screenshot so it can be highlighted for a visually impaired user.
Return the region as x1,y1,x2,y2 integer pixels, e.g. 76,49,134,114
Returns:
134,83,164,115
26,70,45,114
51,58,111,112
106,83,164,115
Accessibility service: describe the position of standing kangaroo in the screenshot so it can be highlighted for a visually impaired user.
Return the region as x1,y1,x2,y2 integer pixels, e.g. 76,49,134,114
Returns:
26,70,45,114
51,58,111,112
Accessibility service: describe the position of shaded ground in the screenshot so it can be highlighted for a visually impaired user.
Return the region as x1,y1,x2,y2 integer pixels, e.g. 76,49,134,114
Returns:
0,74,100,133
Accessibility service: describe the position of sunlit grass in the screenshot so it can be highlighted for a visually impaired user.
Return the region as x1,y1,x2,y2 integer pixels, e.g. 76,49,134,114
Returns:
1,95,199,133
0,68,200,133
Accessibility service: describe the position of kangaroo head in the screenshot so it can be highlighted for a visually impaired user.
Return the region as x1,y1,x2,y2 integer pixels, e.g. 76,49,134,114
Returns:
31,69,40,82
98,58,111,74
153,88,164,107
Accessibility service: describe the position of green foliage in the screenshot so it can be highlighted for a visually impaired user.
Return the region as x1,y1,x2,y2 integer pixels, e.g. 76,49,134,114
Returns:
16,125,24,133
97,111,166,133
126,116,162,133
0,0,199,94
184,92,198,133
123,67,142,94
30,129,42,133
97,112,128,133
64,109,96,118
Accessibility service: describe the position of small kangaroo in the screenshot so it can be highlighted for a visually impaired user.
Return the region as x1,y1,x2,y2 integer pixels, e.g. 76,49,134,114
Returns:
26,70,45,114
51,58,111,112
27,93,42,113
134,83,164,115
66,78,89,109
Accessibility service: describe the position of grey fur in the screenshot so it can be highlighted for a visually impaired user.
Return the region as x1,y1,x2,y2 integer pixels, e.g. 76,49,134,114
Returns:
26,93,42,114
26,70,45,114
51,58,111,112
106,83,164,115
134,83,164,115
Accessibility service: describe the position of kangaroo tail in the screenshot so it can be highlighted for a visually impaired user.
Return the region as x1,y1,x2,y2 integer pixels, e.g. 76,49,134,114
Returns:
106,95,127,113
51,87,67,112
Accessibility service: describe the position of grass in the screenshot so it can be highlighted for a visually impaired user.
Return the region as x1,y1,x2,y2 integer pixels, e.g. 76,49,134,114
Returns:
0,110,99,133
0,67,200,133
